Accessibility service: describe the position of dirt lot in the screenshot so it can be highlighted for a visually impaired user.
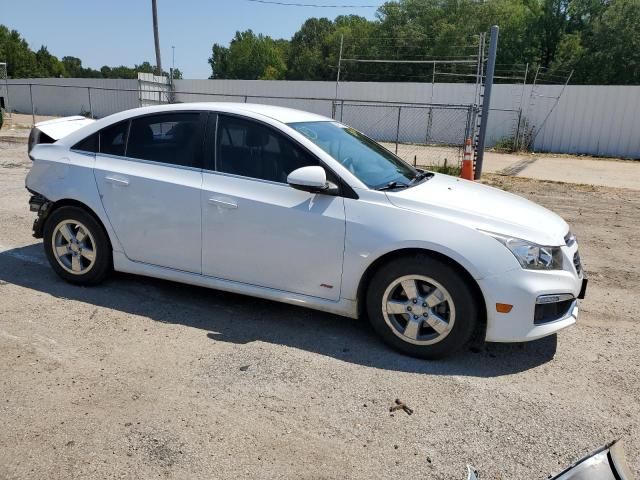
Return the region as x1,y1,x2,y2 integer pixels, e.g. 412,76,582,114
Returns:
0,141,639,479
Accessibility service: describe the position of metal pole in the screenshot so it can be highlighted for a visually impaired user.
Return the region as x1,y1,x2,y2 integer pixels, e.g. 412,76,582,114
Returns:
171,45,175,89
29,83,35,125
335,35,344,101
340,99,344,122
478,33,486,105
3,65,11,118
395,106,402,155
152,0,163,76
473,33,483,107
474,25,499,180
430,61,435,104
87,87,93,118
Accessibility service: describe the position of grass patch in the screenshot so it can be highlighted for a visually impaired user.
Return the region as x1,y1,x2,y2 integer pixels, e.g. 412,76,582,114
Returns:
493,136,519,153
423,158,461,176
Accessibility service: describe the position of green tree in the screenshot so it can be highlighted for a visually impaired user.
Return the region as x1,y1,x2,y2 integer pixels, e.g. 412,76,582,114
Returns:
286,17,336,80
61,56,84,77
580,0,640,84
35,46,66,77
0,26,39,77
208,30,287,80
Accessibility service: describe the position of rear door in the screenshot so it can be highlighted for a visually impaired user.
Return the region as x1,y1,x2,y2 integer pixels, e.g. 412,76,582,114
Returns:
201,113,346,300
94,112,206,273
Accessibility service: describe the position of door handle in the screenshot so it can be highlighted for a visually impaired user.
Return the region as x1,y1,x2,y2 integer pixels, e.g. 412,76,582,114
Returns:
208,197,238,209
104,175,129,186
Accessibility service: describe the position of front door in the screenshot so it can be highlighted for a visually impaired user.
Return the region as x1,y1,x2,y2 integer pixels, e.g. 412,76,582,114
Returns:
94,112,205,273
201,114,346,300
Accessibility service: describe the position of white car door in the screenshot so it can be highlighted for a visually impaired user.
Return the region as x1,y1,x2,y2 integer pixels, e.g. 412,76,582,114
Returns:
94,112,205,273
201,114,346,301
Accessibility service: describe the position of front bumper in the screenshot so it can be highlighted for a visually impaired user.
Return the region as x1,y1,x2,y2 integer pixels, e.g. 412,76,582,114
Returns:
480,245,585,342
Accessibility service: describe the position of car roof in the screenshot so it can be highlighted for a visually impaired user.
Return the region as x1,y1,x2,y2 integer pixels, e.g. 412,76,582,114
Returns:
56,102,335,151
116,102,332,124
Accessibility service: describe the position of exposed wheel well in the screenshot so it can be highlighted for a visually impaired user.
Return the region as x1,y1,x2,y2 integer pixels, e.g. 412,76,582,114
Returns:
357,248,487,343
44,199,113,253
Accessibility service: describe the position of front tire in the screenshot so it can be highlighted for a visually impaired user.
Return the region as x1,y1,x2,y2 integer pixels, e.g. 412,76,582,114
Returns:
43,206,111,285
366,254,478,359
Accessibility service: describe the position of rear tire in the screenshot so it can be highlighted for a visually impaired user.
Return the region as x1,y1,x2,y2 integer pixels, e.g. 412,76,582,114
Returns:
43,206,111,285
366,254,478,359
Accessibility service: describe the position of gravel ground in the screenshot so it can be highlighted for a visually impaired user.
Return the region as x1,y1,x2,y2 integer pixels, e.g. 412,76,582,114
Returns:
0,143,639,479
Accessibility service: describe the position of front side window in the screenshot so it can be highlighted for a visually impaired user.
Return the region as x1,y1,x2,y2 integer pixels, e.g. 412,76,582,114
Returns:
127,113,202,168
289,121,419,189
216,115,317,183
100,121,128,157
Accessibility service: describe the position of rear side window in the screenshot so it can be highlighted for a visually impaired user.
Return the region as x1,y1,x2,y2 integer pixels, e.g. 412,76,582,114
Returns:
127,113,202,168
72,133,98,153
100,121,128,156
216,115,317,183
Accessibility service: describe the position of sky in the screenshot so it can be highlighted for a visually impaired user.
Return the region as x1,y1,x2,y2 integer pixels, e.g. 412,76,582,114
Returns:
2,0,380,78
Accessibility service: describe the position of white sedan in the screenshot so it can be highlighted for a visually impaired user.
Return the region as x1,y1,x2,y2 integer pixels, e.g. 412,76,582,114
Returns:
25,103,586,358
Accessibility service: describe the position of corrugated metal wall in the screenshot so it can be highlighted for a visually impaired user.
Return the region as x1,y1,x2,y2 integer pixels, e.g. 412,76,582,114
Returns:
526,85,640,158
2,78,638,158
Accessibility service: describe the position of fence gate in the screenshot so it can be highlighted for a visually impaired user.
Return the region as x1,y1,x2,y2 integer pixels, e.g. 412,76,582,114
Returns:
138,73,171,107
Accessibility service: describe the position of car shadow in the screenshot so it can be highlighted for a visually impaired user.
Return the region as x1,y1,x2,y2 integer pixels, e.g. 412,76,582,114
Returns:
0,243,558,377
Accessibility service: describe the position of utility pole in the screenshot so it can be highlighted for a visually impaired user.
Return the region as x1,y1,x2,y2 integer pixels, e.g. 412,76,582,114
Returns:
170,45,175,84
474,25,498,180
152,0,162,76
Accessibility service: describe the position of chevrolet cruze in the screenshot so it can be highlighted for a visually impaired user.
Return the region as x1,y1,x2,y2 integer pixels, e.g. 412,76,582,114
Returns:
25,103,587,358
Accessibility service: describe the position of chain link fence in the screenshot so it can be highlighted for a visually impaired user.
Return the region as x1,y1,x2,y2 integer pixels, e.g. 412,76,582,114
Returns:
334,101,476,167
4,82,478,167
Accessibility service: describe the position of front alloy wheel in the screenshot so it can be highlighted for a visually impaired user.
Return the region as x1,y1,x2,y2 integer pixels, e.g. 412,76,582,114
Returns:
382,275,455,346
366,254,478,359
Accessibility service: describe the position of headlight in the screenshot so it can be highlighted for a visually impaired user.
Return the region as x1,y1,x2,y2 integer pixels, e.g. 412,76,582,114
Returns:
482,232,563,270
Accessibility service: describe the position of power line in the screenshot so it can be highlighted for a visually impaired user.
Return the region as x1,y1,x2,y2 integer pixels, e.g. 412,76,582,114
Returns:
244,0,379,7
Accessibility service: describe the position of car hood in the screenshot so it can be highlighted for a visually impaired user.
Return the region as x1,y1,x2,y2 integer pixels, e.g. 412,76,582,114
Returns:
385,174,569,246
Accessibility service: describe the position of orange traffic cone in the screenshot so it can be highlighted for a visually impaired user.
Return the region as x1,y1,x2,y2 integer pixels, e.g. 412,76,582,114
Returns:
460,137,474,181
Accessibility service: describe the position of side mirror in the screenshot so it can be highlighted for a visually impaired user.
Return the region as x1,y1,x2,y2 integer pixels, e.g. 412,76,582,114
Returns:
287,166,338,194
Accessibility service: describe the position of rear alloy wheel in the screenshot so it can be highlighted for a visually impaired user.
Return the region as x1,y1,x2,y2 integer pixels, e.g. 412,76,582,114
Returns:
43,206,111,285
366,255,478,358
51,219,97,276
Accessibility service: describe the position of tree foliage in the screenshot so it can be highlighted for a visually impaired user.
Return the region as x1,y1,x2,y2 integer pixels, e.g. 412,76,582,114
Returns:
0,24,175,80
209,30,288,79
208,0,640,84
1,0,638,85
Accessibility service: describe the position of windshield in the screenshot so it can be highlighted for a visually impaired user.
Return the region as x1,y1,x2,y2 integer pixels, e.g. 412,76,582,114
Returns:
289,121,419,190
